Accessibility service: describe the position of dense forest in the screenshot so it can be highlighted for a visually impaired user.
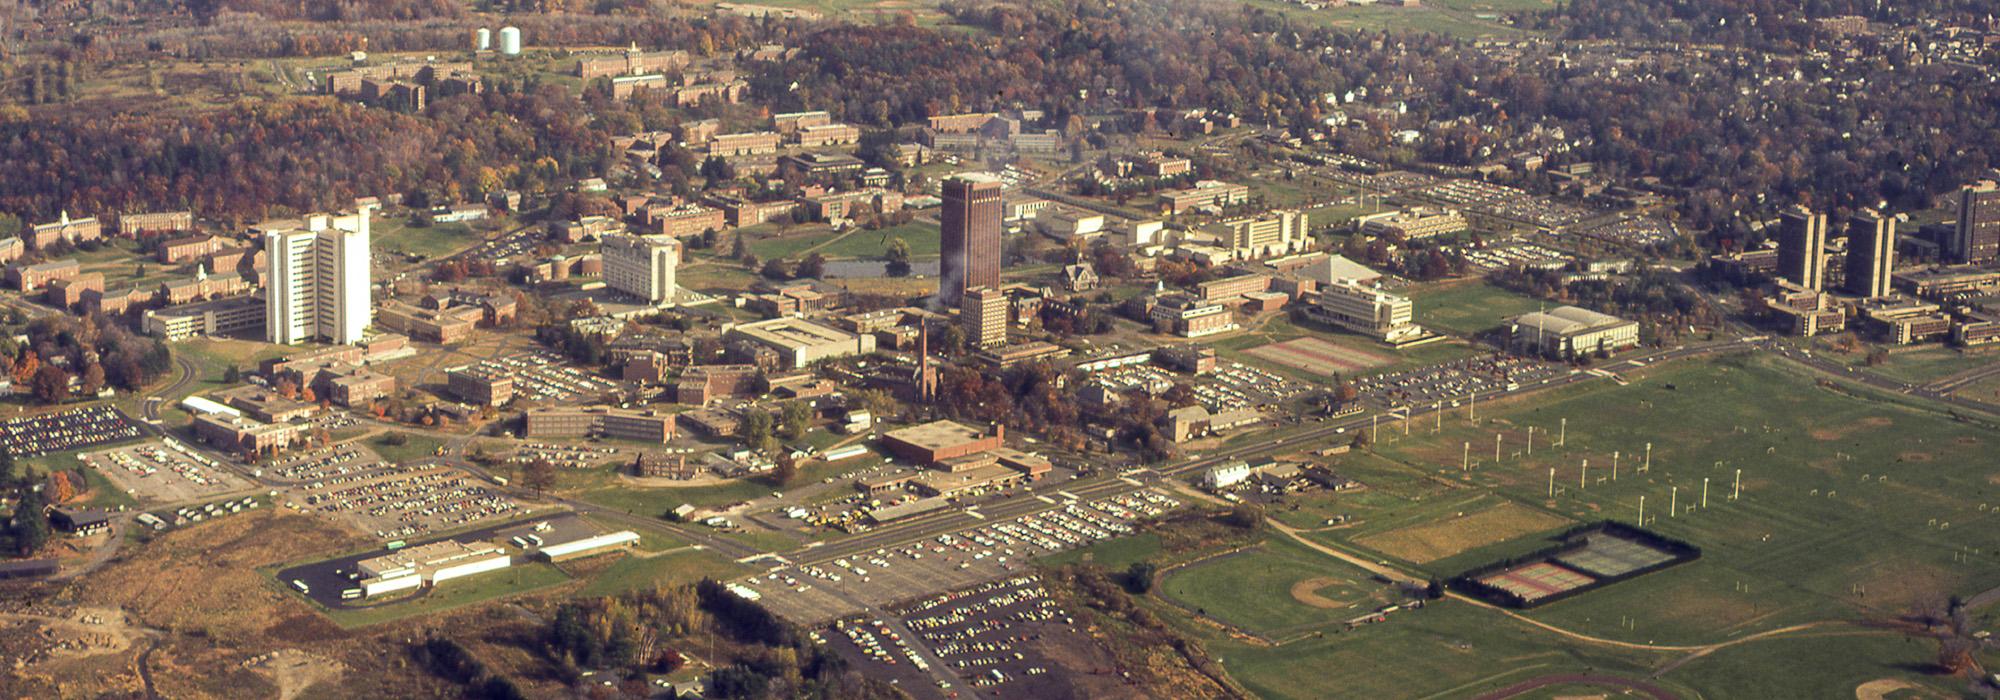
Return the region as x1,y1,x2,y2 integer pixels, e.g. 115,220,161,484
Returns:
0,87,618,220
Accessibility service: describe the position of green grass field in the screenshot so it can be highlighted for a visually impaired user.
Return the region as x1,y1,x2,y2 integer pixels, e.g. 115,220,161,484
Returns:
1160,535,1392,637
1041,532,1163,570
1409,280,1546,336
1357,354,2000,646
367,432,448,464
817,221,942,260
373,220,484,259
747,228,841,260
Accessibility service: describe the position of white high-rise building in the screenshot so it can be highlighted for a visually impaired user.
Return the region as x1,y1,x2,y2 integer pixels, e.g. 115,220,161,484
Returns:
265,204,374,345
602,232,681,305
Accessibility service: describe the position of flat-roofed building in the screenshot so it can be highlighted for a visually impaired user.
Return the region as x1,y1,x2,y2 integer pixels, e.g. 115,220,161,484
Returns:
881,420,1003,467
602,232,681,305
1307,279,1421,342
264,205,373,345
724,318,876,369
1844,209,1897,298
674,364,761,405
159,234,229,264
1951,180,2000,263
1893,265,2000,299
1856,296,1951,345
1508,305,1639,358
143,295,267,341
1156,181,1249,214
522,406,676,443
1213,209,1308,258
1357,207,1468,240
940,174,1003,306
192,413,299,455
447,365,515,407
1777,205,1829,291
961,286,1009,350
796,123,860,148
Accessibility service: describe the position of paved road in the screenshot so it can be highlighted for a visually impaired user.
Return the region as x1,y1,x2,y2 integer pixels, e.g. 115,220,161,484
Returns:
779,339,1753,570
140,355,199,423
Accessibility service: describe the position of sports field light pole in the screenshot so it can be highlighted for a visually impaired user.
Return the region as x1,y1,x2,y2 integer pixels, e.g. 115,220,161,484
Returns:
1644,442,1652,473
1526,426,1534,457
1372,414,1379,444
1732,469,1742,500
1496,434,1503,462
1558,418,1567,447
1702,478,1710,508
1462,442,1470,472
1580,459,1588,489
1638,495,1646,525
1670,486,1678,517
1547,467,1555,497
1612,450,1620,481
1468,391,1477,423
1435,401,1443,433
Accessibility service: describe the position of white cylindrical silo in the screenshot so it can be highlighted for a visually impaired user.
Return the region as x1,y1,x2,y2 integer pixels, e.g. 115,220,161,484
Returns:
498,26,521,56
476,28,491,52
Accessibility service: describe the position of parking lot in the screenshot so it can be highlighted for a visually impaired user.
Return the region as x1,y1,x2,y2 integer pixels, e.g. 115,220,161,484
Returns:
1,405,144,458
511,443,621,470
819,574,1089,699
1353,354,1571,407
270,443,522,540
1087,361,1306,414
82,439,251,504
742,491,1180,625
457,350,620,403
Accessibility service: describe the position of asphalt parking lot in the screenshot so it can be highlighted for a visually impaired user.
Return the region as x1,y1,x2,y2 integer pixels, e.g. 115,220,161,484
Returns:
271,443,521,539
83,439,250,504
456,350,620,403
741,491,1180,626
1355,354,1571,407
1,405,144,458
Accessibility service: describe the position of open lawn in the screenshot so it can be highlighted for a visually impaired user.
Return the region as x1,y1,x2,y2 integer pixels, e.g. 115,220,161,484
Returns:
817,221,942,260
1353,500,1570,564
1212,314,1481,380
746,228,840,260
1160,535,1393,638
1041,532,1163,570
1360,354,2000,645
373,219,485,260
324,561,571,628
367,432,448,464
1410,279,1546,336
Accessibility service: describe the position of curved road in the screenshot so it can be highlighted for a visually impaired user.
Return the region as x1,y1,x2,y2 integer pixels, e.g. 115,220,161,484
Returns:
1473,673,1677,700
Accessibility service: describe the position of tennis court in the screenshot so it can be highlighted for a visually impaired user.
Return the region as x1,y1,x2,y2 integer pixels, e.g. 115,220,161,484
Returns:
1555,534,1677,578
1477,561,1595,601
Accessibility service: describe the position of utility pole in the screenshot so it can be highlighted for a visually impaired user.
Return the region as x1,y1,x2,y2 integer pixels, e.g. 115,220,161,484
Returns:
1372,414,1379,444
1435,401,1442,432
1469,391,1477,423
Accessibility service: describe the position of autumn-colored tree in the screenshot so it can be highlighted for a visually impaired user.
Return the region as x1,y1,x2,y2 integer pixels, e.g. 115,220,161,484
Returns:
30,364,69,405
522,458,557,498
47,471,77,504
